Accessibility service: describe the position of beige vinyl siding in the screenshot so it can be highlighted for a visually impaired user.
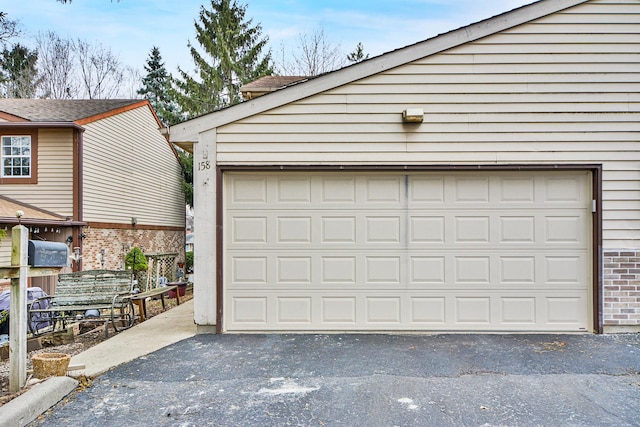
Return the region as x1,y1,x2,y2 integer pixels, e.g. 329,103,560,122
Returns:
82,106,184,227
0,128,74,216
0,233,10,268
215,0,639,249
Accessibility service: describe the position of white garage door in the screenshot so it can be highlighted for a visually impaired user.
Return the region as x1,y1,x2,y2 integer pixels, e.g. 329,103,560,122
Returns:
224,171,592,332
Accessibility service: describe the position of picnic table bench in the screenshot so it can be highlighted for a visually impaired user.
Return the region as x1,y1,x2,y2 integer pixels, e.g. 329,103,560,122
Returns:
127,285,181,322
27,270,135,337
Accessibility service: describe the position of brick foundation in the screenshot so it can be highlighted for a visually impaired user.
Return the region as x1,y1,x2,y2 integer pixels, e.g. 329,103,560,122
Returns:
603,250,640,327
80,227,185,272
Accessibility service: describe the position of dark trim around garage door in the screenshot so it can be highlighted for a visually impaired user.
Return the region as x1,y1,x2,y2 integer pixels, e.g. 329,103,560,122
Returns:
216,164,603,334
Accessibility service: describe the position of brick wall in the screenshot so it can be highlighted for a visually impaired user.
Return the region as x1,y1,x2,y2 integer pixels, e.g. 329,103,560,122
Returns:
81,227,185,272
603,250,640,326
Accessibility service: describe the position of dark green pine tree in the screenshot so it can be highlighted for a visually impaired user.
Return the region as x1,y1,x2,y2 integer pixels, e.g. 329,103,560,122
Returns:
172,0,273,118
347,42,369,64
0,44,40,98
138,46,182,126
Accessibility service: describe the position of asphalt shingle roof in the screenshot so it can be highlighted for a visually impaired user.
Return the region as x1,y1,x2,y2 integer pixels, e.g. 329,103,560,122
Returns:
239,76,308,92
0,99,141,122
0,195,65,221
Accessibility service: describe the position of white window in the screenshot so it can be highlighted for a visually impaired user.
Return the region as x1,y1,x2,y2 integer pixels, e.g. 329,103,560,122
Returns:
1,135,31,178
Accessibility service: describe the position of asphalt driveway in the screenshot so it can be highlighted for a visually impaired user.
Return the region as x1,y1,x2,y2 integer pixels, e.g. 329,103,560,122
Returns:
31,333,640,426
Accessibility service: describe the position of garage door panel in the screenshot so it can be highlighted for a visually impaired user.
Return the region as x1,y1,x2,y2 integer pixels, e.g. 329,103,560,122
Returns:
231,216,267,244
410,216,446,243
500,216,536,243
277,177,312,203
277,257,312,284
365,257,402,284
231,257,268,285
229,176,268,204
544,215,586,244
321,177,356,203
277,297,313,324
232,297,268,324
544,176,583,203
410,257,446,284
545,256,585,285
322,297,357,323
226,290,589,331
500,297,537,324
455,216,491,243
366,297,402,323
455,297,492,324
453,176,490,203
455,257,491,284
227,250,589,291
500,256,536,284
224,172,592,332
366,216,402,243
546,297,587,325
499,176,536,203
409,177,445,203
226,210,588,249
277,216,312,243
365,177,403,203
322,216,357,243
411,297,447,324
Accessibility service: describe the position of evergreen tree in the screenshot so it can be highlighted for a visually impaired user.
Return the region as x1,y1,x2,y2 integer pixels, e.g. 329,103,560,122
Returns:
0,44,40,98
347,42,369,64
138,46,181,125
172,0,273,118
177,149,193,207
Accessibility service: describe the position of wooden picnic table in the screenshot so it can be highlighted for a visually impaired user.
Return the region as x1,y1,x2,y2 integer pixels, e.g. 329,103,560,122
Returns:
126,284,181,322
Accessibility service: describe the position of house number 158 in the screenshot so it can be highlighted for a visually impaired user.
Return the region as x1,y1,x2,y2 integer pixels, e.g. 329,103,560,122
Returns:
198,161,211,171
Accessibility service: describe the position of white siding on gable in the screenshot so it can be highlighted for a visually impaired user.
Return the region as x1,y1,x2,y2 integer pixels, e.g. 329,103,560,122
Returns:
0,128,74,216
82,106,184,227
215,0,639,249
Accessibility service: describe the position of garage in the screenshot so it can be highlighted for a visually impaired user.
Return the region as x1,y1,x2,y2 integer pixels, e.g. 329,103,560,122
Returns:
224,170,592,332
169,0,640,334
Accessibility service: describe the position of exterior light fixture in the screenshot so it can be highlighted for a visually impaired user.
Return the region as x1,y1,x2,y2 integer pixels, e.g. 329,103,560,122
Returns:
402,108,424,123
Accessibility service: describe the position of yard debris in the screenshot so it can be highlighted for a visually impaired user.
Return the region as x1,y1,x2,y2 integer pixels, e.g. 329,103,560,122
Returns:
539,341,567,352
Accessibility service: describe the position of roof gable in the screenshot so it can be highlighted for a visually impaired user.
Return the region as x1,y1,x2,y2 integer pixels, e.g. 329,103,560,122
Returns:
169,0,591,143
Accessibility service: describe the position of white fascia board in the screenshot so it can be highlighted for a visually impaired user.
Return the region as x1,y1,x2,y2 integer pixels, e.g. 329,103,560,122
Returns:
168,0,589,143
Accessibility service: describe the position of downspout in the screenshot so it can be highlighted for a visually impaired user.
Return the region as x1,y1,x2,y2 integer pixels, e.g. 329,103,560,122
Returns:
73,127,85,271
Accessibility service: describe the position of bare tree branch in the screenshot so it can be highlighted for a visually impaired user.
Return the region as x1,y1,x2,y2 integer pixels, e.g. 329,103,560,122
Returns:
275,28,345,76
74,39,124,99
0,12,20,45
35,31,77,98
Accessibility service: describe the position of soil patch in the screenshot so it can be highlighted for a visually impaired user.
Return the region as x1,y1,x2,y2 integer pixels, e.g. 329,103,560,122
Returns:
0,291,192,406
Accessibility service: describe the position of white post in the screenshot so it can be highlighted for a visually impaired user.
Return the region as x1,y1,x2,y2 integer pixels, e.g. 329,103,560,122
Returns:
193,128,217,331
9,225,28,393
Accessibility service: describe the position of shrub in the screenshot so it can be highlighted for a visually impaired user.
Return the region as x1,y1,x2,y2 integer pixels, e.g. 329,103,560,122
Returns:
185,251,194,273
125,247,148,274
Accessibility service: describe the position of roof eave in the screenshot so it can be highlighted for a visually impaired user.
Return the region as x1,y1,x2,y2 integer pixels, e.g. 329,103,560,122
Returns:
0,121,85,131
74,99,150,125
0,218,87,227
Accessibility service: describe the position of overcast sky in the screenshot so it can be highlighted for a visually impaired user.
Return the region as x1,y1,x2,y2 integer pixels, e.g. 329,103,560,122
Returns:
4,0,534,74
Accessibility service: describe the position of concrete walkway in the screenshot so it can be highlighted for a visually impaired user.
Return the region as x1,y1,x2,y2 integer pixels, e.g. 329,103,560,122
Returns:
0,299,196,427
70,298,197,378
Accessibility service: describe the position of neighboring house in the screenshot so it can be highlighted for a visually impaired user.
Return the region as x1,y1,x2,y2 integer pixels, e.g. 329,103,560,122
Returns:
0,99,185,294
170,0,640,334
239,76,308,100
185,232,194,253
